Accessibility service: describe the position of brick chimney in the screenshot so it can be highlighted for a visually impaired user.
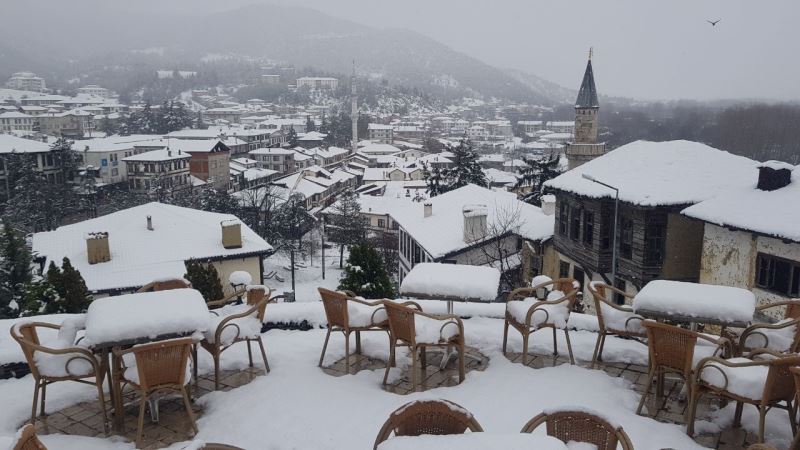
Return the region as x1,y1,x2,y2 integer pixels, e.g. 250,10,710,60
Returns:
757,161,793,191
86,232,110,264
221,219,242,249
463,204,488,243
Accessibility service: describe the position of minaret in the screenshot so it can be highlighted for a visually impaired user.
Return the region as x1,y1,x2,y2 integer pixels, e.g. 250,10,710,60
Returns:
350,61,358,153
565,48,606,170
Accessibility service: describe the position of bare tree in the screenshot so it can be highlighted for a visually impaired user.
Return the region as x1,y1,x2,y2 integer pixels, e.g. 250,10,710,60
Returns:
463,202,524,290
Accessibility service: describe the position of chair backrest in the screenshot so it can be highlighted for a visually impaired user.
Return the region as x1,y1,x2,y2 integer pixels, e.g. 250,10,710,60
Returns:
588,283,636,332
246,285,270,321
785,301,800,320
137,278,192,293
130,338,193,390
12,424,47,450
384,301,416,345
318,288,349,329
509,277,578,304
643,321,698,377
373,399,483,449
762,356,800,403
10,323,51,380
520,410,632,450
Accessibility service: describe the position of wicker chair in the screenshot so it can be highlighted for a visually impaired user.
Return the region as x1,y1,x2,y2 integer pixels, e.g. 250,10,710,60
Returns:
636,321,729,417
520,409,634,450
382,301,465,391
373,399,483,449
115,337,197,447
11,424,47,450
737,300,800,356
587,282,646,369
10,322,109,433
136,277,192,293
503,278,578,365
687,350,800,443
317,288,393,373
201,285,272,390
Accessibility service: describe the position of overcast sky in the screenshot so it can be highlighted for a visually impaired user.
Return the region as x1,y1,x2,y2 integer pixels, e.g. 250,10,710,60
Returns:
265,0,798,101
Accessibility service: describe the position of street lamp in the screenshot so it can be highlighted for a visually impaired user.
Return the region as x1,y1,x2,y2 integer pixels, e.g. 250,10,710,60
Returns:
581,173,620,290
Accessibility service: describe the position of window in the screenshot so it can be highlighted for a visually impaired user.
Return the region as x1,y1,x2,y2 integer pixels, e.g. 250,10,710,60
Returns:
645,223,666,264
583,211,594,245
558,202,569,235
377,219,385,228
614,279,626,305
756,253,800,296
619,216,633,259
600,212,611,250
570,206,582,240
559,261,570,278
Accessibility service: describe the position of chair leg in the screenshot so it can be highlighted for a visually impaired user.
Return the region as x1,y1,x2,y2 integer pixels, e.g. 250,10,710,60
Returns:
685,386,701,436
256,337,270,373
382,340,395,386
318,328,332,367
95,379,109,435
502,320,509,356
40,381,47,416
521,332,530,365
458,343,465,383
30,380,40,424
758,405,767,443
410,347,418,392
552,327,559,357
213,353,221,391
420,347,427,370
136,393,148,447
590,332,603,369
246,339,254,368
598,333,607,362
192,344,199,389
563,328,575,365
355,331,362,354
637,368,656,415
344,331,351,375
788,400,797,435
733,401,744,427
180,386,199,435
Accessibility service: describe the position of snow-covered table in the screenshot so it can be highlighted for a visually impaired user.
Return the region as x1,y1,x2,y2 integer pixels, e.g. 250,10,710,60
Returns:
83,288,210,432
376,433,568,449
633,280,756,328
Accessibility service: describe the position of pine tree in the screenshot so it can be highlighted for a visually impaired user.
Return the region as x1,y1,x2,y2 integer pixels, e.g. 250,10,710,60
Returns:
286,128,298,147
338,243,395,299
446,138,486,191
515,153,562,206
328,189,367,267
0,222,33,318
20,278,59,317
184,260,224,301
305,116,316,132
422,163,446,197
44,258,91,313
194,111,207,129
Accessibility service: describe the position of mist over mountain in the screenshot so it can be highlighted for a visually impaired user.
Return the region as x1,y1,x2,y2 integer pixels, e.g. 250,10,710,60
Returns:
0,1,568,104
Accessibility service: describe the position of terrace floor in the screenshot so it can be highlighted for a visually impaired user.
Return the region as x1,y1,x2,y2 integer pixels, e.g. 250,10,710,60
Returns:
30,347,768,449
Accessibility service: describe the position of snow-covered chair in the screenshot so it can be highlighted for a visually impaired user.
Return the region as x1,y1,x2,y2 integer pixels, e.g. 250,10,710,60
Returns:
11,424,47,450
201,285,272,390
687,349,800,443
381,301,465,391
317,288,396,374
114,337,197,447
136,277,192,293
636,321,729,417
587,282,646,368
520,408,634,450
503,278,578,365
372,399,483,450
737,300,800,356
10,320,109,433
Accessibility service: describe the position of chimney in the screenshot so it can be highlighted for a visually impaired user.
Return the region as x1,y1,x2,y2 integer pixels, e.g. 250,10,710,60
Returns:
221,219,243,249
462,204,488,243
86,232,110,264
423,202,432,218
146,215,153,230
757,161,793,191
541,194,556,216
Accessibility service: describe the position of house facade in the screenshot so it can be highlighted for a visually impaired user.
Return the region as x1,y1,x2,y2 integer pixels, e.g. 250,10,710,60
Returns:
123,149,191,194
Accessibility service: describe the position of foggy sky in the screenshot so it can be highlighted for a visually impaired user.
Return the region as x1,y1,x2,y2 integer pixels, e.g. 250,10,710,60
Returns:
10,0,800,101
273,0,799,101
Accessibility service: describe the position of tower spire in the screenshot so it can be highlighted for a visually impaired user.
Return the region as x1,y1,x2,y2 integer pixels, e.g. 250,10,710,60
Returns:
588,46,593,61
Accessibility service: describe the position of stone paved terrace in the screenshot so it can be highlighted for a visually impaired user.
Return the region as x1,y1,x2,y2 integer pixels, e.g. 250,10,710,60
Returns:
32,350,767,449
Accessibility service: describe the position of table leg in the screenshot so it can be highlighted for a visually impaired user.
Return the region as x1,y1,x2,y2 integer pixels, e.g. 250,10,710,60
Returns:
110,348,124,433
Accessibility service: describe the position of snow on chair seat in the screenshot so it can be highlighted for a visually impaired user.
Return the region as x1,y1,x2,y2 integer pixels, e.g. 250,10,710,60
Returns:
347,301,389,327
506,297,570,329
698,357,770,400
413,314,461,344
740,318,800,354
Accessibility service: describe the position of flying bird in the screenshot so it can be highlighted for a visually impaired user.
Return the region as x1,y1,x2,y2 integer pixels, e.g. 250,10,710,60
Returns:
707,19,721,27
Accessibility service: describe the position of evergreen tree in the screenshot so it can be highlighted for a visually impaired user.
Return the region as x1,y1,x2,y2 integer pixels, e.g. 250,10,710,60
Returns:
422,139,486,196
305,116,316,132
327,189,367,267
286,128,298,148
422,163,446,197
515,153,562,206
44,258,91,313
98,116,118,135
184,260,223,301
194,111,207,129
0,223,33,318
19,278,59,317
338,242,395,299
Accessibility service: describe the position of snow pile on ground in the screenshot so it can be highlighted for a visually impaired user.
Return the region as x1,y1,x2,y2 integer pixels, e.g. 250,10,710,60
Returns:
377,433,567,449
633,280,755,324
400,263,501,301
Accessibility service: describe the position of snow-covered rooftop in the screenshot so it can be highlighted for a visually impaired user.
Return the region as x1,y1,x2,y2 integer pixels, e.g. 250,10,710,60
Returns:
32,203,272,292
544,140,757,207
122,149,190,162
0,134,52,154
682,163,800,242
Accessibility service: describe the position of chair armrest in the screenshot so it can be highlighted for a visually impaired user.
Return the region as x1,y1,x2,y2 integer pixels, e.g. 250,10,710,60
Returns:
523,296,572,327
695,355,772,391
413,310,464,341
739,319,799,352
756,300,800,312
212,299,266,345
696,333,732,357
207,289,247,307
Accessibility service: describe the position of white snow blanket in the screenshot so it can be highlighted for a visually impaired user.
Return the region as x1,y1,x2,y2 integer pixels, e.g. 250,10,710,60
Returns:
377,433,568,449
742,319,797,351
507,298,570,328
82,289,209,347
699,357,769,400
633,280,755,324
400,263,500,302
347,302,388,327
414,315,461,344
599,303,645,334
